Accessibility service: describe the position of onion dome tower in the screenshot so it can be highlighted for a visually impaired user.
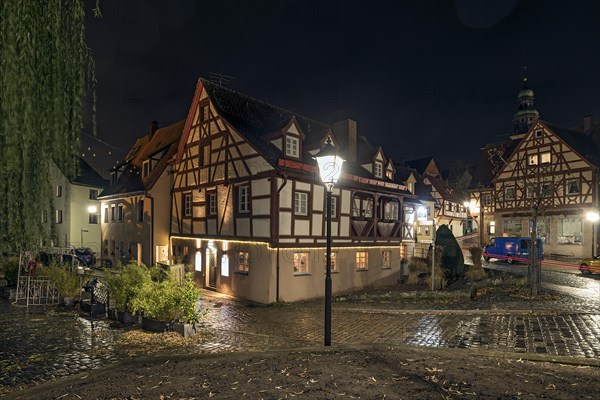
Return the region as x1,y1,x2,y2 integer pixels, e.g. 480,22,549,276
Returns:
512,78,539,134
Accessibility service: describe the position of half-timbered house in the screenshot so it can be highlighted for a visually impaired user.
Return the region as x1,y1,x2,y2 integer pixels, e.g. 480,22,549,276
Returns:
405,157,469,238
470,120,600,258
169,79,416,303
98,120,184,267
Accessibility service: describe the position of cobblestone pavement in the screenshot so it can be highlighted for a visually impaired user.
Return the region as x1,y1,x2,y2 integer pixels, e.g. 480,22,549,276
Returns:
2,271,600,395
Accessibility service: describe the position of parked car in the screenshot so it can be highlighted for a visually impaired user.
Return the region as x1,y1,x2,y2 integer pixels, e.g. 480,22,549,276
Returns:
483,237,544,264
579,255,600,275
74,248,96,267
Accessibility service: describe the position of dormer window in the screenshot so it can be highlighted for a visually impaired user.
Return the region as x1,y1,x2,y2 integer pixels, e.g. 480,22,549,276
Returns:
285,136,299,158
142,160,151,178
386,170,393,180
374,162,383,178
110,171,118,185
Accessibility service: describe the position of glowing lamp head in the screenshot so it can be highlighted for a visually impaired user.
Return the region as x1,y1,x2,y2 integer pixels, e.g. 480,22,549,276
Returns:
87,205,98,213
314,139,345,192
587,211,600,222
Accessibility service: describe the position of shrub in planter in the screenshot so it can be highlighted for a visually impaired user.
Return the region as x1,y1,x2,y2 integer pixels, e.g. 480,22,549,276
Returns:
104,261,150,321
131,268,201,336
39,263,81,304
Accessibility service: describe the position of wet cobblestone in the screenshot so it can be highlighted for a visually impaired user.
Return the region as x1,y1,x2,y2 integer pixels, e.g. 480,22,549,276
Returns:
2,273,600,395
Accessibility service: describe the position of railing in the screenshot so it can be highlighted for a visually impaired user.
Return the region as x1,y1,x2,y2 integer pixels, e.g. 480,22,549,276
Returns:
14,276,60,306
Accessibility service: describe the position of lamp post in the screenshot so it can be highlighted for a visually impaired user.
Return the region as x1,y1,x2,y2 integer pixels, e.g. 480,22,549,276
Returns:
314,139,344,346
431,219,436,291
587,211,599,258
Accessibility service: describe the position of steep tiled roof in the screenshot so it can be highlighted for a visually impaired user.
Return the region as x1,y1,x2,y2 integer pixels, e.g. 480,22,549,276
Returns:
199,79,400,194
201,79,330,165
72,158,109,188
425,174,467,204
542,121,600,167
99,120,185,198
404,157,434,176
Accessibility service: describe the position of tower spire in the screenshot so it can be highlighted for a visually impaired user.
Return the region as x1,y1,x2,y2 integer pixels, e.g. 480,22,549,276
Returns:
512,76,539,134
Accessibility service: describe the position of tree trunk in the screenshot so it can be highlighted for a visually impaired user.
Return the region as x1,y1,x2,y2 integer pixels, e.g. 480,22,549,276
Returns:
528,215,542,296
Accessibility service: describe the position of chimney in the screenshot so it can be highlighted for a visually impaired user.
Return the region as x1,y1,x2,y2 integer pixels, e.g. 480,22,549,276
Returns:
332,119,357,162
149,120,159,138
583,114,591,134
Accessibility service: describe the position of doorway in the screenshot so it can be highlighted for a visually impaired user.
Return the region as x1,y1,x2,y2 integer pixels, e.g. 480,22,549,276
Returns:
206,245,217,288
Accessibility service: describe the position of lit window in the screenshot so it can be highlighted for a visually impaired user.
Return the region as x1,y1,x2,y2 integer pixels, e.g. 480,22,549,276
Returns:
221,254,230,277
374,162,383,178
207,192,217,215
384,201,399,220
184,194,192,216
362,198,373,218
566,179,580,195
382,251,391,268
540,152,551,164
505,187,516,200
294,192,308,215
356,251,368,270
56,210,62,224
557,218,582,244
117,204,124,221
285,136,299,158
239,252,249,272
528,154,538,165
489,221,496,234
482,194,493,206
56,185,62,197
142,160,151,178
294,253,309,274
238,186,250,213
386,169,393,180
329,252,338,272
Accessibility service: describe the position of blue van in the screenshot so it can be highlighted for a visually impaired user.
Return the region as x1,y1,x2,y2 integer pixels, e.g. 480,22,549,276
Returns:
483,237,544,264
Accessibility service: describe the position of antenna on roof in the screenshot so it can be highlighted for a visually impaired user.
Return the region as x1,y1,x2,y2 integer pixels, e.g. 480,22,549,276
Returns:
208,72,236,87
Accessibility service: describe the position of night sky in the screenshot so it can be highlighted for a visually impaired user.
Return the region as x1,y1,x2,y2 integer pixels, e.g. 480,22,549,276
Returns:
82,0,600,176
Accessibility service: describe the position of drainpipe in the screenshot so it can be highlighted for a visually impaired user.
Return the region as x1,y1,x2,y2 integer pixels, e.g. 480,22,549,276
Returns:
146,193,155,267
275,172,288,302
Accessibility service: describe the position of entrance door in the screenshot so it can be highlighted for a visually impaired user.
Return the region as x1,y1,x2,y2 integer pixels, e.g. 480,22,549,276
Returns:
206,246,217,288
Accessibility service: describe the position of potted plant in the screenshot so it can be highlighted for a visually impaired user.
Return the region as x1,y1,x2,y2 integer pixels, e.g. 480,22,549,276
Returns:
171,273,201,337
131,268,201,337
40,264,81,306
104,261,150,323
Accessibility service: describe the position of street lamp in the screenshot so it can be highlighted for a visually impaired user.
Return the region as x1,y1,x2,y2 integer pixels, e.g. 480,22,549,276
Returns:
587,211,599,257
314,139,344,346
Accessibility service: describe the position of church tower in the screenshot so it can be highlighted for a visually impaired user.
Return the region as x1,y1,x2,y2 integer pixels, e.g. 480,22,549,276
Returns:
512,78,539,134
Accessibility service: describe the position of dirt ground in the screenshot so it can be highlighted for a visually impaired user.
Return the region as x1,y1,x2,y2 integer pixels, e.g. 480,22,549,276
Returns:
13,346,599,400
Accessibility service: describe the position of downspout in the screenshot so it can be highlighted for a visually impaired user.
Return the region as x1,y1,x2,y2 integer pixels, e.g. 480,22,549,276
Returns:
276,172,288,303
146,193,154,266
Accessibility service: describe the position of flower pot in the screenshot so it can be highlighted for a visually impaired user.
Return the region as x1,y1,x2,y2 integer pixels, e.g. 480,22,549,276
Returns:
141,316,170,333
172,322,197,338
117,310,138,324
